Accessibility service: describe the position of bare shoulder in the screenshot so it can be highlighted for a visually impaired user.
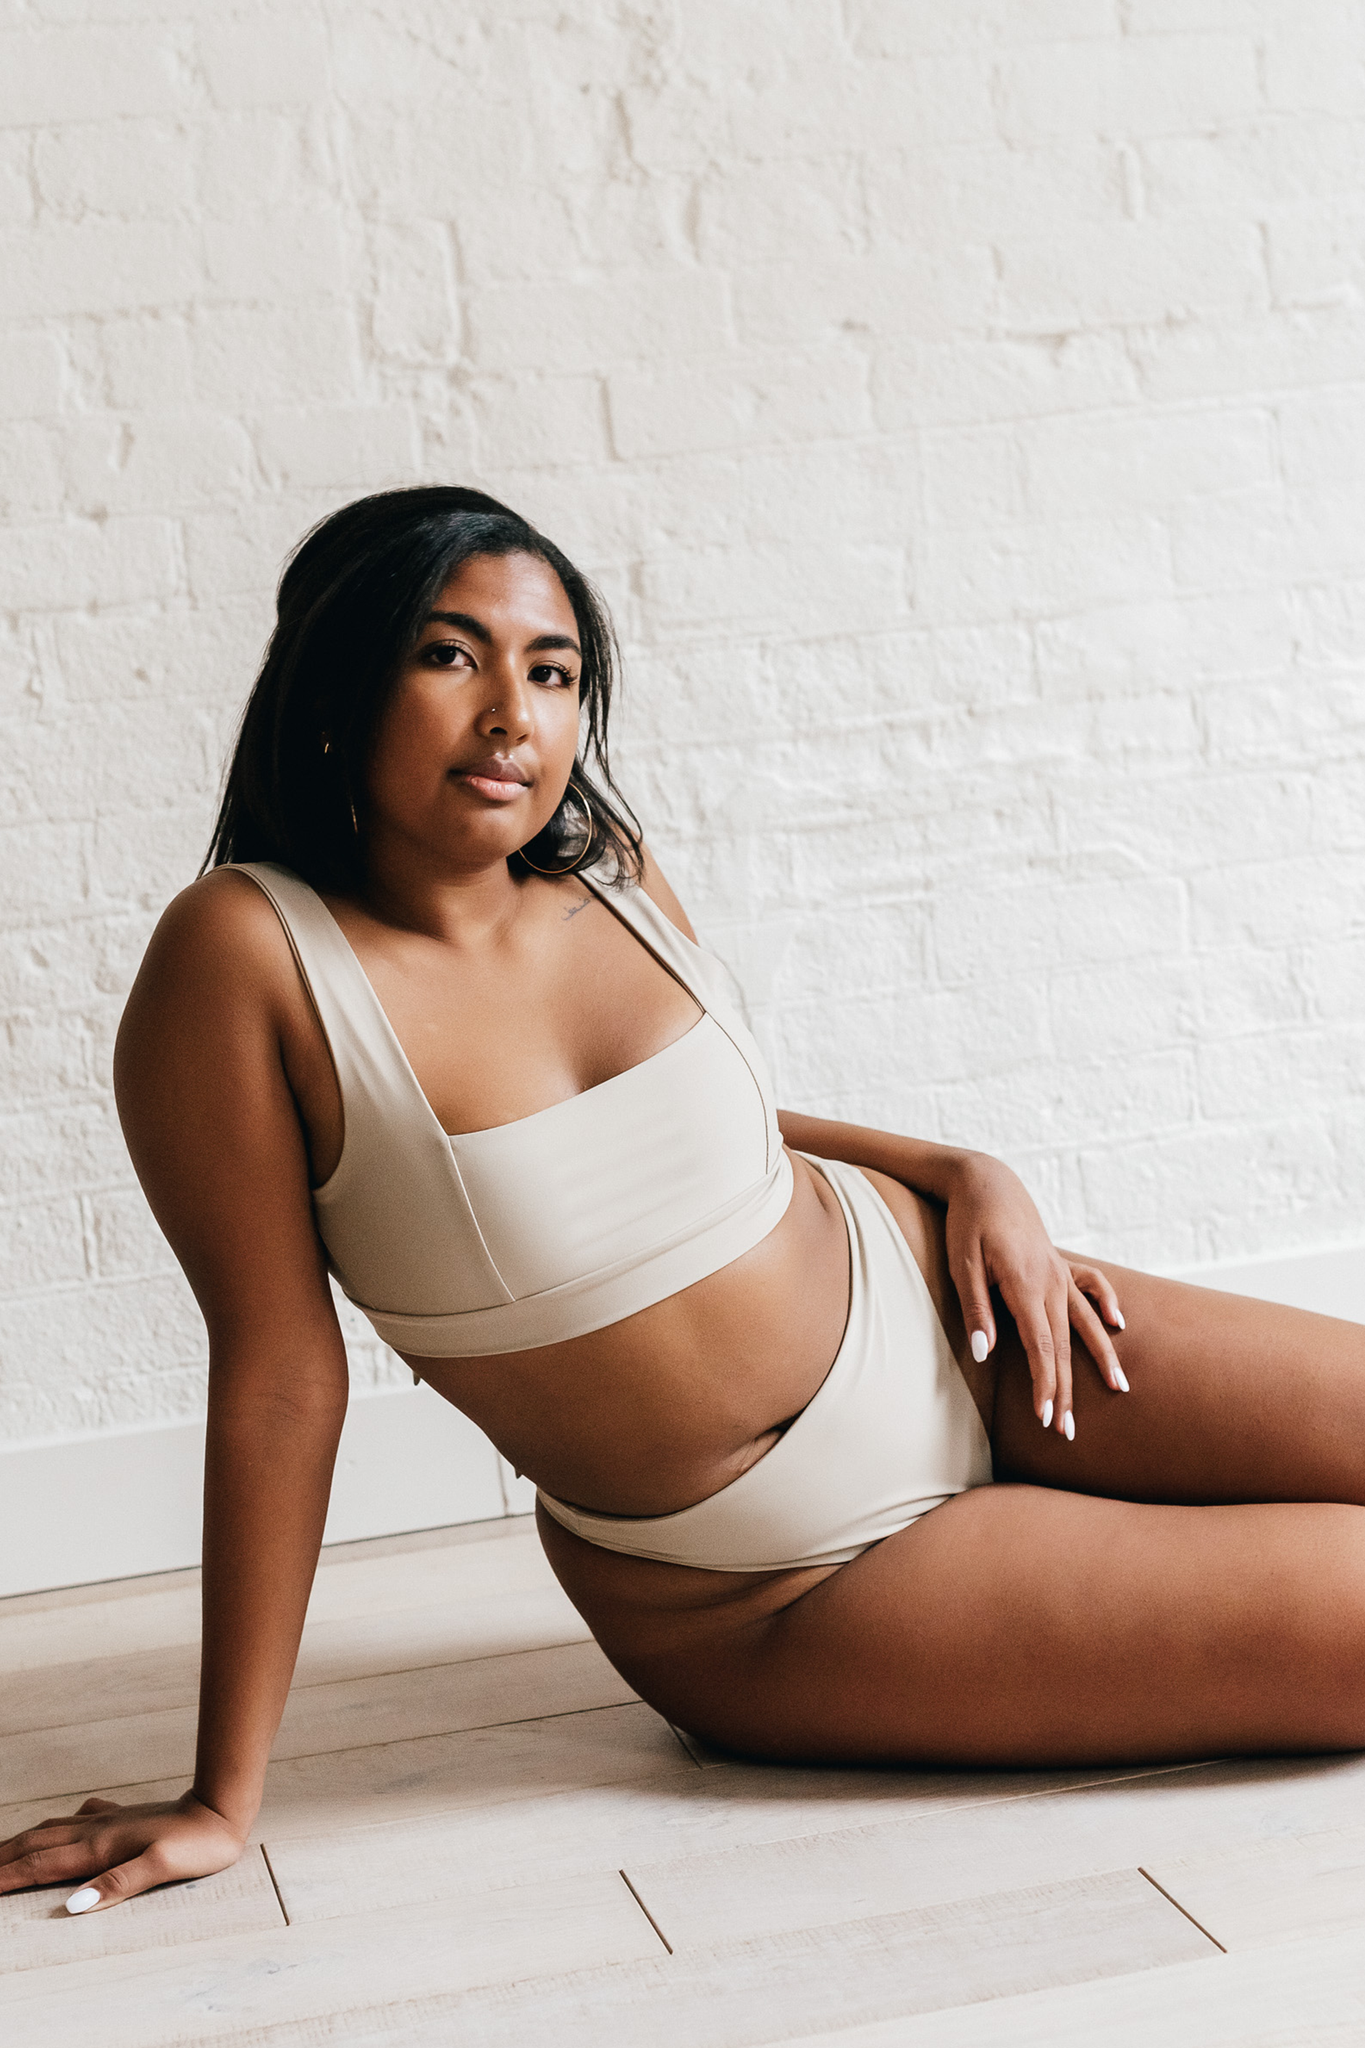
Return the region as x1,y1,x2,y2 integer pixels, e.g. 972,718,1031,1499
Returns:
114,866,315,1145
635,842,698,942
118,870,299,1063
127,867,292,997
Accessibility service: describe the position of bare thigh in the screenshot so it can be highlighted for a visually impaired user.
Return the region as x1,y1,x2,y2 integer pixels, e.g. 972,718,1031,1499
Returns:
619,1485,1365,1767
867,1169,1365,1508
993,1257,1365,1507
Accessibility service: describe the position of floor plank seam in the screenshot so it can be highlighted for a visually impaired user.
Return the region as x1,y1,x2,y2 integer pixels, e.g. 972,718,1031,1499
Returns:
278,1636,596,1697
0,1636,598,1740
664,1721,705,1768
935,1758,1219,1822
196,1697,651,1777
1138,1866,1227,1953
618,1869,674,1955
259,1844,291,1929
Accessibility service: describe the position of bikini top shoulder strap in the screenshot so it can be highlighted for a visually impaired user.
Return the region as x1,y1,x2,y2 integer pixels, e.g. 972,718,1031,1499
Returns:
582,869,749,1025
226,861,434,1155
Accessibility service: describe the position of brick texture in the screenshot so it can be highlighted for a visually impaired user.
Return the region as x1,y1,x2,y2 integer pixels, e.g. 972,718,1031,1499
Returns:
2,1,1363,1444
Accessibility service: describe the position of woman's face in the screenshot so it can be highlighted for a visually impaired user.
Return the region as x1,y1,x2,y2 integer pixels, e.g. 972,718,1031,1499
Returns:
364,550,583,881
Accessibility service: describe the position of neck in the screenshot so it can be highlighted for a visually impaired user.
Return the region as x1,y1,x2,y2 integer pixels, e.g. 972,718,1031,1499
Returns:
358,836,530,945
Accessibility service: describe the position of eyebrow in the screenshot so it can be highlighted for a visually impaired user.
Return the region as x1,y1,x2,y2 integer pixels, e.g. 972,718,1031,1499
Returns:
426,610,581,657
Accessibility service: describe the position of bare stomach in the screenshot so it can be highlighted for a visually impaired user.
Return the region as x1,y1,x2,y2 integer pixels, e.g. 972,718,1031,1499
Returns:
405,1152,981,1521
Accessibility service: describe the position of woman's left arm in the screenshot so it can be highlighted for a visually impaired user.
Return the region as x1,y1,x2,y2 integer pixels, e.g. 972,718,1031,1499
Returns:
631,848,1123,1437
778,1110,1127,1437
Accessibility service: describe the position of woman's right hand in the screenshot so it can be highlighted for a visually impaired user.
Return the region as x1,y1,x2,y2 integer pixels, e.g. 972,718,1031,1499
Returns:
0,1791,247,1914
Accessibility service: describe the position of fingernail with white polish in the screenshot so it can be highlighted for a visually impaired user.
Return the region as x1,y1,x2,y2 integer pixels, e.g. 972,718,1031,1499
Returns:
65,1888,99,1916
1064,1411,1076,1442
1114,1311,1125,1330
970,1330,989,1365
1114,1366,1130,1393
1041,1399,1053,1429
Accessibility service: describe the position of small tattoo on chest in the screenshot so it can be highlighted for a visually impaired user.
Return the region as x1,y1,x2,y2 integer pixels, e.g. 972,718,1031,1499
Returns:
561,894,592,921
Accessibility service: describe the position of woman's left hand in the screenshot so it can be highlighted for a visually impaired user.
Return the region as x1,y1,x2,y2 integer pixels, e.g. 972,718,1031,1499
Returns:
943,1152,1127,1438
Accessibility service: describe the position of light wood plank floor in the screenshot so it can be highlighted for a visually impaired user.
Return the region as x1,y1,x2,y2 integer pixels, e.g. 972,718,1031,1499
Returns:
3,1514,1363,2044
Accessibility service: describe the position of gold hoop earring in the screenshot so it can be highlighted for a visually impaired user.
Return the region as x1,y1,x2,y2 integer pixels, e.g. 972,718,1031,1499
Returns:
519,798,593,876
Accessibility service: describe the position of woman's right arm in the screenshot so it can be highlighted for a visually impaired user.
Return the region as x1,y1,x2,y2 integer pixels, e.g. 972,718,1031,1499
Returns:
0,875,351,1913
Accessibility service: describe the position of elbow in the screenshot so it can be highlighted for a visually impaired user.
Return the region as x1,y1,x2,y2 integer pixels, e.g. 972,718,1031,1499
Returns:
207,1341,351,1437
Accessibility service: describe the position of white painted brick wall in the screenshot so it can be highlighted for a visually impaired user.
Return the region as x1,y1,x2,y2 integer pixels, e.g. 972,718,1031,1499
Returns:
2,1,1364,1447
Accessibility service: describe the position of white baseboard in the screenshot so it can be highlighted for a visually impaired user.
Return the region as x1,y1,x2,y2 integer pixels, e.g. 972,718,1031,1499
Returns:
1170,1243,1365,1322
0,1383,530,1601
2,1243,1360,1600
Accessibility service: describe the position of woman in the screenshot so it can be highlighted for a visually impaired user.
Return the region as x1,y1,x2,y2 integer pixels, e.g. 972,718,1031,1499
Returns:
6,485,1364,1918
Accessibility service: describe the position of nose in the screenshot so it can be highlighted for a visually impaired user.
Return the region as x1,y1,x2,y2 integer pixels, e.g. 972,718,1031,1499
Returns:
474,654,532,742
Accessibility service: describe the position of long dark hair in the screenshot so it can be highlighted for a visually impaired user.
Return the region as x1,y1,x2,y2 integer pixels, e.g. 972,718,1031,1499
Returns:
203,485,643,894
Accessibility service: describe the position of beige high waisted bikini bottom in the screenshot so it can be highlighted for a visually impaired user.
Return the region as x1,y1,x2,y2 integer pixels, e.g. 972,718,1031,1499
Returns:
537,1156,994,1573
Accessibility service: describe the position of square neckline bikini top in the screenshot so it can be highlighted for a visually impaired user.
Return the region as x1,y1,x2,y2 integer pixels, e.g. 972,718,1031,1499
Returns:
233,862,794,1358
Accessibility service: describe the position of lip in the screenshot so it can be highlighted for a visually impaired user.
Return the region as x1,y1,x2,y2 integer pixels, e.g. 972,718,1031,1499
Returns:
452,762,531,803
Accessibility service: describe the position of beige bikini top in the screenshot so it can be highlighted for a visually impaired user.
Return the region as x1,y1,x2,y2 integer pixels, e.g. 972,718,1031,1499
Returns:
234,863,794,1357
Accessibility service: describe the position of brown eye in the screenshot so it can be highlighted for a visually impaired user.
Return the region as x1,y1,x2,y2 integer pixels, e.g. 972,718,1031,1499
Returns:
529,663,576,687
426,642,473,669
